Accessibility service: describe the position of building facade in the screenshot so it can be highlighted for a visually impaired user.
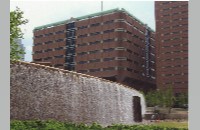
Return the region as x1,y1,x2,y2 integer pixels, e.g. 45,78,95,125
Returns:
33,8,156,91
155,1,188,94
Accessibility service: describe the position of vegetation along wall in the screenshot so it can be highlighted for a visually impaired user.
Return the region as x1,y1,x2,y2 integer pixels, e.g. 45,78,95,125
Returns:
10,61,146,126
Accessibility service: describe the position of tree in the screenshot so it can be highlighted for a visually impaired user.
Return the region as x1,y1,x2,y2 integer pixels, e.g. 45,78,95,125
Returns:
144,85,175,114
10,7,28,61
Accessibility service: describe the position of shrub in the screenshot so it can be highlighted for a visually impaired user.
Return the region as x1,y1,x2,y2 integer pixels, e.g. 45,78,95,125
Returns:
10,120,188,130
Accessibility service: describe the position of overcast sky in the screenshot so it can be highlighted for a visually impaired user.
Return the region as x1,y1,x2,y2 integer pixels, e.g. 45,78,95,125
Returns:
10,0,155,62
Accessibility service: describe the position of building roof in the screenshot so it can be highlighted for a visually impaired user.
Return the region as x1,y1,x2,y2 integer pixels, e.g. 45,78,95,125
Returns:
34,8,154,32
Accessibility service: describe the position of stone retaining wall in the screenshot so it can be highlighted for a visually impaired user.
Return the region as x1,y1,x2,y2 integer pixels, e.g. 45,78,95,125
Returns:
10,61,146,126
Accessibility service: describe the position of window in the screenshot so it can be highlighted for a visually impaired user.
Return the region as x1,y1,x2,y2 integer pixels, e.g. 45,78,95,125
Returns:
44,57,52,60
78,34,87,38
90,32,100,36
55,39,64,42
104,20,114,24
127,49,132,53
103,39,114,43
116,57,126,60
89,41,100,45
89,50,100,54
34,58,42,61
90,23,100,27
54,55,63,58
77,43,86,47
35,50,42,54
78,61,88,64
103,67,115,71
89,59,100,63
103,57,114,61
103,48,114,52
45,41,53,44
77,52,87,55
55,47,63,50
35,35,43,38
127,68,133,72
44,49,52,52
103,29,114,33
45,33,53,36
78,26,87,29
35,43,42,46
55,30,64,34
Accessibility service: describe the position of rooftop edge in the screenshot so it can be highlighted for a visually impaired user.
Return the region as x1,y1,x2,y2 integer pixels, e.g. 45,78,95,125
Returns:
33,8,154,32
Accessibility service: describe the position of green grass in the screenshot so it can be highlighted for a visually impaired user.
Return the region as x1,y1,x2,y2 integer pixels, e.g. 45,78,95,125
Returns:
152,121,188,129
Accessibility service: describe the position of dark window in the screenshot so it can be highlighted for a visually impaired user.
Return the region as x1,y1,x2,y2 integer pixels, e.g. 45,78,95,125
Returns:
127,68,133,72
77,52,87,55
103,67,115,71
103,39,114,43
103,29,114,33
44,57,52,60
78,61,87,64
54,55,63,58
103,48,114,52
78,34,87,38
89,50,99,54
44,49,52,52
35,50,42,54
45,41,53,44
89,59,100,63
34,58,42,61
127,59,132,62
35,35,43,38
45,33,53,36
89,41,100,45
127,49,132,53
55,47,63,50
103,57,114,61
35,43,42,46
55,39,64,42
104,20,114,24
55,30,64,34
78,26,87,29
78,43,87,47
91,23,100,27
90,32,100,36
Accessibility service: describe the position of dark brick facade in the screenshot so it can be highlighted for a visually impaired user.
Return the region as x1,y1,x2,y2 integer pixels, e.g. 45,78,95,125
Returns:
155,1,188,94
33,8,156,92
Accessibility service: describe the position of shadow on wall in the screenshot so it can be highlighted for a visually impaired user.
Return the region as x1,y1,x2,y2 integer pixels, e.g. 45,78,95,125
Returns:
10,61,146,126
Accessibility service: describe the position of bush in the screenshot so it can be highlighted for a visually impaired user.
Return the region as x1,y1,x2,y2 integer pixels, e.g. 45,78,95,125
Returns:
10,120,188,130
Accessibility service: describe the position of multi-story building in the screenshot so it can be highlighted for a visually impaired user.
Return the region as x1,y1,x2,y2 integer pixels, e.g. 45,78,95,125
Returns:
33,8,156,92
155,1,188,94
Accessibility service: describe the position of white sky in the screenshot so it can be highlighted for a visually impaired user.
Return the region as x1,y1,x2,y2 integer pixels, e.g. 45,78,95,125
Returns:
10,0,155,62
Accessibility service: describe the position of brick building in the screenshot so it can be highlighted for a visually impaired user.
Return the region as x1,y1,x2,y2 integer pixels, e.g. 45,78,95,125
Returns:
33,8,156,91
155,1,188,94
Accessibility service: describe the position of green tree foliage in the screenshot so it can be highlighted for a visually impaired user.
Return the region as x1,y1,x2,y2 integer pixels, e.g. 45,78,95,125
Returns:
144,85,175,114
10,7,28,61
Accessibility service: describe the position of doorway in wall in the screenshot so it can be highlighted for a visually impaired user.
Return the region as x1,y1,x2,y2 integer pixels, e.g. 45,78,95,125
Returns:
133,96,142,122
